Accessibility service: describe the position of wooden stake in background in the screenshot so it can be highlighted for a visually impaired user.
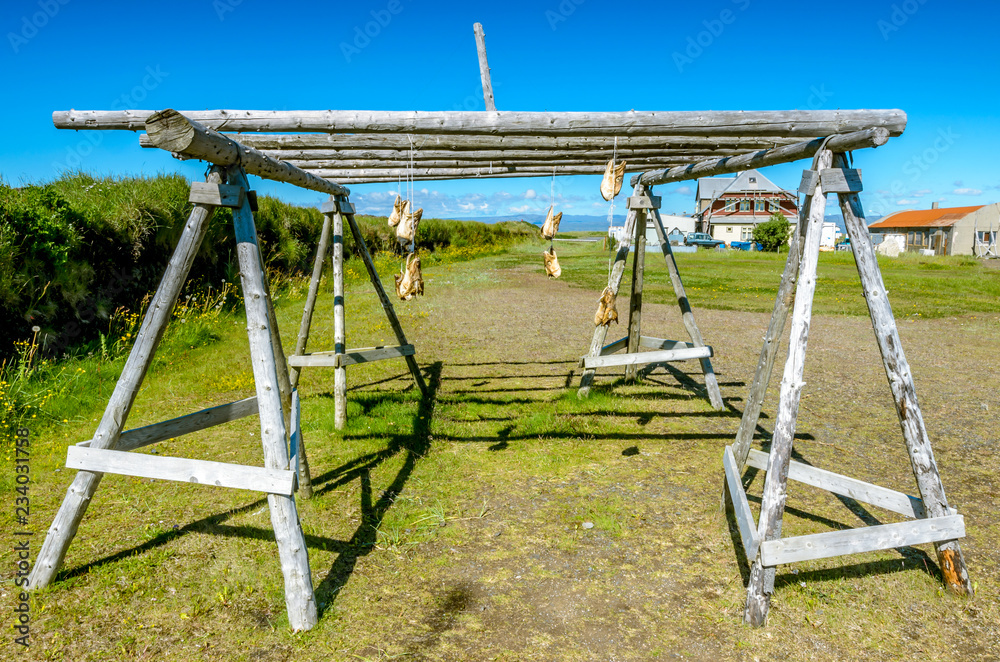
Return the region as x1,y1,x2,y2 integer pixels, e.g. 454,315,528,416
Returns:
473,23,496,111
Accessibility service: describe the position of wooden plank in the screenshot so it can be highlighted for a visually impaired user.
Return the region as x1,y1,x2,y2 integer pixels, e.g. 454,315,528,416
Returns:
288,390,300,484
332,205,347,429
76,397,259,452
341,199,427,396
835,152,973,595
578,206,637,398
649,206,724,410
230,168,317,631
797,169,820,195
583,346,712,369
820,168,862,193
745,449,947,520
626,195,661,209
189,182,245,207
744,149,832,627
634,128,891,187
28,168,224,592
601,336,629,355
638,336,702,352
287,345,416,368
273,147,759,162
724,446,761,561
732,197,811,468
66,447,295,495
57,109,908,137
144,109,349,197
142,132,813,152
760,515,966,567
473,23,496,112
625,204,647,381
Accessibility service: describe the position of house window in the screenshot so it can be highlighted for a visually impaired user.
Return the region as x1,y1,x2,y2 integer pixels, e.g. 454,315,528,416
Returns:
742,226,754,241
726,227,733,233
739,200,751,212
749,177,756,183
754,200,765,212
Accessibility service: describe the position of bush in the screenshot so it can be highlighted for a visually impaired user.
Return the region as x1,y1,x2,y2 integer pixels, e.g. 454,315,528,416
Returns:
753,212,791,252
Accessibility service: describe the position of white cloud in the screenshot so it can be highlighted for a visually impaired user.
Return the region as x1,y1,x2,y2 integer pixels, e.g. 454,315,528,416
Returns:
525,189,536,199
676,185,693,196
896,199,918,205
912,189,932,197
953,188,982,196
508,205,533,213
954,180,964,187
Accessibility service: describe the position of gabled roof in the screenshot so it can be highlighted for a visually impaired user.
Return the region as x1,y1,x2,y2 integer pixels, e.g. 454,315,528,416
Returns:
868,205,985,229
696,169,785,200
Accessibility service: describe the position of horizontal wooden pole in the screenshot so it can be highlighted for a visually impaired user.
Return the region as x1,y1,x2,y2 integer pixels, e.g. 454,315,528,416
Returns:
287,345,415,368
724,446,761,560
304,165,640,180
144,109,349,197
56,109,907,137
632,128,891,187
582,346,712,370
638,336,702,352
745,449,952,520
269,148,754,162
759,515,965,566
292,157,701,171
600,336,629,356
141,133,810,151
66,446,296,495
77,397,259,452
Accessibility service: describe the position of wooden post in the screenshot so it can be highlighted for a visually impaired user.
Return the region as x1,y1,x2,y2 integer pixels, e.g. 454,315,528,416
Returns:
578,206,638,398
332,204,348,429
27,168,224,591
230,168,317,631
648,205,723,410
340,197,427,396
834,154,973,596
624,202,648,381
744,150,832,627
473,23,496,111
731,195,812,467
289,211,333,390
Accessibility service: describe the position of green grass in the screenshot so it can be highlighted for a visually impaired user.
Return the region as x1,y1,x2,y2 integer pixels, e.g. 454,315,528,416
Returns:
1,241,998,660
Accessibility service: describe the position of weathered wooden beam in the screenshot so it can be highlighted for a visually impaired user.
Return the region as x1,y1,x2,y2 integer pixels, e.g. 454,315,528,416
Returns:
759,515,966,567
624,201,648,381
633,128,890,187
724,446,761,561
331,203,348,430
301,165,640,180
744,449,950,520
66,447,296,495
473,23,496,111
230,167,317,630
834,153,973,596
76,397,259,452
744,150,832,627
144,109,349,197
638,337,705,352
286,345,416,368
28,168,224,592
582,346,712,370
56,108,907,137
270,148,753,162
649,206,724,410
291,156,706,170
141,133,807,151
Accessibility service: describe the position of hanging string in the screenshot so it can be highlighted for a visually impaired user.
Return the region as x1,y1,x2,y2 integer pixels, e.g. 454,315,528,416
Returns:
550,166,557,251
606,135,619,279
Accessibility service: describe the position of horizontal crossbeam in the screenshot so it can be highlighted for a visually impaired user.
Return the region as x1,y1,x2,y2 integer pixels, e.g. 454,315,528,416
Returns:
287,344,416,368
582,345,712,370
759,515,966,566
77,397,259,452
66,446,296,495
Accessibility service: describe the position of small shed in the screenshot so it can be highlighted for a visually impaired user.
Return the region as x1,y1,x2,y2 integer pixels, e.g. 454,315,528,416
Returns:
868,202,1000,256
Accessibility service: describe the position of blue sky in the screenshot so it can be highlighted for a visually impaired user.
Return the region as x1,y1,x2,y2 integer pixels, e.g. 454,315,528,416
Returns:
2,0,998,222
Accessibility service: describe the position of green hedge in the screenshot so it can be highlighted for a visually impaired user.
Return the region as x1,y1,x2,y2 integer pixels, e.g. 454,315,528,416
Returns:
0,172,536,359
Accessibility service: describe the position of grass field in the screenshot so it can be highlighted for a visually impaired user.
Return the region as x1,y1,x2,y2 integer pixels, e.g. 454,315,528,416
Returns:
2,239,998,660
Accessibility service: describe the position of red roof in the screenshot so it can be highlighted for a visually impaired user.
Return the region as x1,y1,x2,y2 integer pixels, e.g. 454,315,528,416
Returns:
869,205,984,229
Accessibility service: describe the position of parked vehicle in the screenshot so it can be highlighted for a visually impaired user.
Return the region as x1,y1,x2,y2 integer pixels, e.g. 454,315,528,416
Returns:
684,232,726,249
730,241,762,251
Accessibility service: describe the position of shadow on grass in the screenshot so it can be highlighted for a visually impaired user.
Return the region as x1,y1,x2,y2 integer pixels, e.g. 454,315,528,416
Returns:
313,361,442,614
